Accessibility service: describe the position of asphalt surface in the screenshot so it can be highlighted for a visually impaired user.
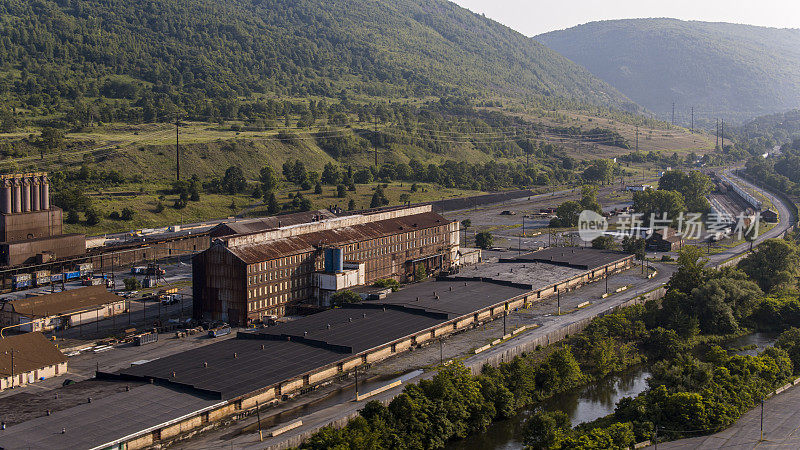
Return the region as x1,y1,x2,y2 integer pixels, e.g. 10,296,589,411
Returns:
183,262,675,449
2,171,792,449
652,384,800,449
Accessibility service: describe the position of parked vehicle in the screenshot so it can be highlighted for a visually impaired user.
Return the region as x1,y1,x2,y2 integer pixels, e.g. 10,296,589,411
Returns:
12,273,31,290
33,270,51,286
64,271,81,281
208,325,232,338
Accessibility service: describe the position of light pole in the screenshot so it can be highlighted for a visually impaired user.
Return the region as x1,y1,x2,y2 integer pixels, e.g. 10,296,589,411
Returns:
557,288,561,316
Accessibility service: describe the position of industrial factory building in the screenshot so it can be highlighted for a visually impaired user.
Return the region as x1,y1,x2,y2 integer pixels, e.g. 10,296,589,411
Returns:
0,173,85,266
0,248,633,449
193,205,460,325
0,285,126,332
0,332,68,391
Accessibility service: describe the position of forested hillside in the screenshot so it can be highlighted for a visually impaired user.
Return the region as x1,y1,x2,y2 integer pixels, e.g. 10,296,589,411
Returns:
0,0,631,127
537,19,800,123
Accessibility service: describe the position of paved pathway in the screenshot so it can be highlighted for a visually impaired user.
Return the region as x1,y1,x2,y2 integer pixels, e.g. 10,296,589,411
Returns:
653,384,800,449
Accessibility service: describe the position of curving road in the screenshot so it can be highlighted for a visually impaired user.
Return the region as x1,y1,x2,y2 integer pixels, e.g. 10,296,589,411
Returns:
648,171,799,449
183,170,797,450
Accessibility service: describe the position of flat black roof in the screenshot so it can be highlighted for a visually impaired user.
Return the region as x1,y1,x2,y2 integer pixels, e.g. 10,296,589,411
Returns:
251,305,447,353
506,247,632,270
118,339,343,399
0,384,221,450
371,279,531,317
112,279,530,399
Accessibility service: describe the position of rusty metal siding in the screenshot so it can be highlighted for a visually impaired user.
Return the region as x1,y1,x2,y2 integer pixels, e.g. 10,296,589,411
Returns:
193,245,246,324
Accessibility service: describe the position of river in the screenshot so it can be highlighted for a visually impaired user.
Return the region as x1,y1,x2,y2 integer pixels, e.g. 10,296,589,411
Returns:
727,331,778,356
449,368,651,449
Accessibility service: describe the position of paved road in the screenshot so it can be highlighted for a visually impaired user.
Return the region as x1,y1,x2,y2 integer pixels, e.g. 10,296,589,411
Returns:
652,384,800,449
183,262,676,449
703,170,795,265
185,171,797,449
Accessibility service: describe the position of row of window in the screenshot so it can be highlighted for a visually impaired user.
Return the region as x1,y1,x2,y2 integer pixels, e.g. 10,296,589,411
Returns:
247,253,322,274
247,289,310,310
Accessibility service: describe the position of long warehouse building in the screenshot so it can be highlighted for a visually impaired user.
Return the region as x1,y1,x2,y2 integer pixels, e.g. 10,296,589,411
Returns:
0,248,634,449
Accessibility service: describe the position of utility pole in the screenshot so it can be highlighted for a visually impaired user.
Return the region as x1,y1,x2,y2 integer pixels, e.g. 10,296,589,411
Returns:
721,119,724,150
175,116,181,181
671,102,675,125
635,126,639,152
373,116,378,167
557,289,560,315
8,348,14,386
354,366,359,398
690,107,694,133
716,119,719,148
256,401,263,442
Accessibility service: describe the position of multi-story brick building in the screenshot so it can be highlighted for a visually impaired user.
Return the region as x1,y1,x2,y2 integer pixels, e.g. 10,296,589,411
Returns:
192,205,460,325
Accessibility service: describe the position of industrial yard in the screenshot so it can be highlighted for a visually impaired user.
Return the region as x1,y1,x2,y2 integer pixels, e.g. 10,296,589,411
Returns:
0,247,635,449
0,168,792,449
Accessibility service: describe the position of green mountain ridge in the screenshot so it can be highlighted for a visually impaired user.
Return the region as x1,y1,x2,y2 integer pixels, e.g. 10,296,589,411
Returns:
536,18,800,123
0,0,633,123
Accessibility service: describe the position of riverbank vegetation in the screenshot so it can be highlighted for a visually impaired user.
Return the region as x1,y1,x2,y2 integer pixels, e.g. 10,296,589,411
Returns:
299,237,800,449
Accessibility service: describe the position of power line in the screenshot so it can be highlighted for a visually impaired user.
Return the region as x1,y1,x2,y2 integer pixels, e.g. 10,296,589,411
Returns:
176,115,181,182
672,102,675,125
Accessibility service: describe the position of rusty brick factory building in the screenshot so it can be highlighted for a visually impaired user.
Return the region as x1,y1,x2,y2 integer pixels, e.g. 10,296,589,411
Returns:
192,205,461,325
0,173,85,266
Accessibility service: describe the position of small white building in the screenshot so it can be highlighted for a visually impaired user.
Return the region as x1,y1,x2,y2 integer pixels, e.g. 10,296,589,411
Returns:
313,262,366,307
457,248,482,266
0,332,67,390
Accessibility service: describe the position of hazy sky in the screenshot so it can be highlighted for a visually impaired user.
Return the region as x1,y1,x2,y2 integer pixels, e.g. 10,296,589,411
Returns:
452,0,800,36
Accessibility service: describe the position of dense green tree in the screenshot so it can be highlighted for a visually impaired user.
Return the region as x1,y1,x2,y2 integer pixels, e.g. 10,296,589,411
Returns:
632,189,686,226
592,235,617,250
738,239,799,292
621,236,646,260
259,166,278,192
321,163,340,185
221,166,247,194
552,200,582,228
475,232,493,249
265,192,280,214
369,186,389,208
331,290,361,307
582,159,616,185
523,410,570,449
658,170,712,213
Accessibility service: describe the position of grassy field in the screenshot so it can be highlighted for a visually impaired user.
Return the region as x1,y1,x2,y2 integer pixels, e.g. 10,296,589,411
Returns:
63,181,482,236
1,107,725,236
501,108,717,160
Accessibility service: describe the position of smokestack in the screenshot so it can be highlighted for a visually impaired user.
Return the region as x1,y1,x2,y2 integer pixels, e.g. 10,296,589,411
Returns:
40,175,50,210
22,177,30,212
12,178,21,213
1,179,11,214
31,177,40,211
